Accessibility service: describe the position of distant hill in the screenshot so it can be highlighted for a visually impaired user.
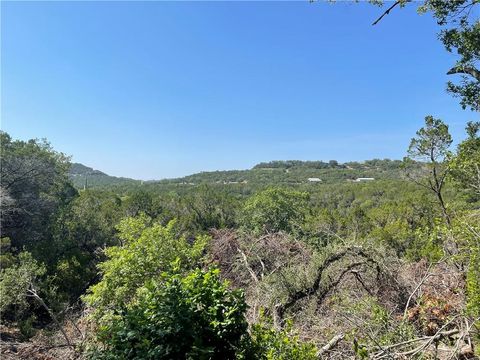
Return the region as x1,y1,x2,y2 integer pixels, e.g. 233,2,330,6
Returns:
70,159,418,190
69,163,140,188
158,159,414,187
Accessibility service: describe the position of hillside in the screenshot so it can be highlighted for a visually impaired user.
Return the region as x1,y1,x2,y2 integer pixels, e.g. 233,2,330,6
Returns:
69,163,140,188
159,159,414,186
69,159,419,190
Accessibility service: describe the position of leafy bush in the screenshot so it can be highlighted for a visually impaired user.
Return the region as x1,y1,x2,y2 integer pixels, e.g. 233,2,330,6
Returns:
84,215,209,322
91,266,249,360
449,121,480,201
405,224,445,262
452,214,480,316
466,252,480,316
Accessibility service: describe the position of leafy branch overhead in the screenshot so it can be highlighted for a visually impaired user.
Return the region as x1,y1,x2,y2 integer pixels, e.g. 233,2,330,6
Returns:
370,0,480,111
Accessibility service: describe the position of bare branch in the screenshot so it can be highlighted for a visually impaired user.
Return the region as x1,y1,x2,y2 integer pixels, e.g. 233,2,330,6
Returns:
316,333,344,357
27,286,72,348
372,1,409,26
237,247,259,283
403,261,436,320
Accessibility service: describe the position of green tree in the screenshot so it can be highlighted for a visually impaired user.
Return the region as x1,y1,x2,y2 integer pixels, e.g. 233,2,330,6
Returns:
0,252,46,317
0,131,76,252
178,185,239,233
0,252,65,340
370,0,479,111
427,1,480,111
241,188,309,235
49,190,124,299
405,116,453,225
123,189,156,218
449,121,480,201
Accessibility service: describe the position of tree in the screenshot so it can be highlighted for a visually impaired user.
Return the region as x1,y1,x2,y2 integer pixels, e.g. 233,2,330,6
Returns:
427,0,480,111
241,188,309,235
0,252,46,318
449,121,480,200
370,0,479,111
179,185,239,232
405,116,453,225
49,190,124,300
0,131,76,251
123,189,156,218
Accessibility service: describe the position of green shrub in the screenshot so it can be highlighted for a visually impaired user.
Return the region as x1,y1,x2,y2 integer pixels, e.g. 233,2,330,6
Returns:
18,315,37,339
84,215,209,322
405,223,444,262
91,266,248,360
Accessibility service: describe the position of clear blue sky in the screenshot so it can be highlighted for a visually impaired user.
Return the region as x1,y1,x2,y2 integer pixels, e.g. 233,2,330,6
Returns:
1,1,476,180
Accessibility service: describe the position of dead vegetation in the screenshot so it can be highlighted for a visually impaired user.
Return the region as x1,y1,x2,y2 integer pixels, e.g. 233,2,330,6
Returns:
0,308,87,360
209,229,479,359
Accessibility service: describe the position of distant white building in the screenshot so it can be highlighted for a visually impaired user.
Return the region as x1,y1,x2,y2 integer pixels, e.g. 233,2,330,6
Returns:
308,178,322,182
354,177,375,182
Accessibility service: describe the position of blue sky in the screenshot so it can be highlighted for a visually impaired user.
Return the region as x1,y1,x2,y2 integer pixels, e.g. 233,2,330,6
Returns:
1,1,476,180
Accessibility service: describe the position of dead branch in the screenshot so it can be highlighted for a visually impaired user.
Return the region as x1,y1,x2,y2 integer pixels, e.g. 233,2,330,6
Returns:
26,286,72,348
275,246,382,322
401,329,458,357
237,247,259,283
446,317,479,360
316,333,344,357
403,261,436,319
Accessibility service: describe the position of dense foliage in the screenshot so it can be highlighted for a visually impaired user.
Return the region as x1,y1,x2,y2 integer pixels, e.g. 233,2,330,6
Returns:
241,188,309,235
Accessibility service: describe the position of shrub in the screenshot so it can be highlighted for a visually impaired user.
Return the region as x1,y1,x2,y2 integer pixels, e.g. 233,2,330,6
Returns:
91,266,248,360
84,215,209,322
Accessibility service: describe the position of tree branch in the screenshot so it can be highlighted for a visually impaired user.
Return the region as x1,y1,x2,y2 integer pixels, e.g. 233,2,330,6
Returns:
372,1,408,26
447,65,480,82
316,333,344,357
276,246,379,322
27,286,72,347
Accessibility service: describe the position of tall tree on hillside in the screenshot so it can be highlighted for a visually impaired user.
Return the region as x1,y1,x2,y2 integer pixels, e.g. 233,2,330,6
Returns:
405,116,453,225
